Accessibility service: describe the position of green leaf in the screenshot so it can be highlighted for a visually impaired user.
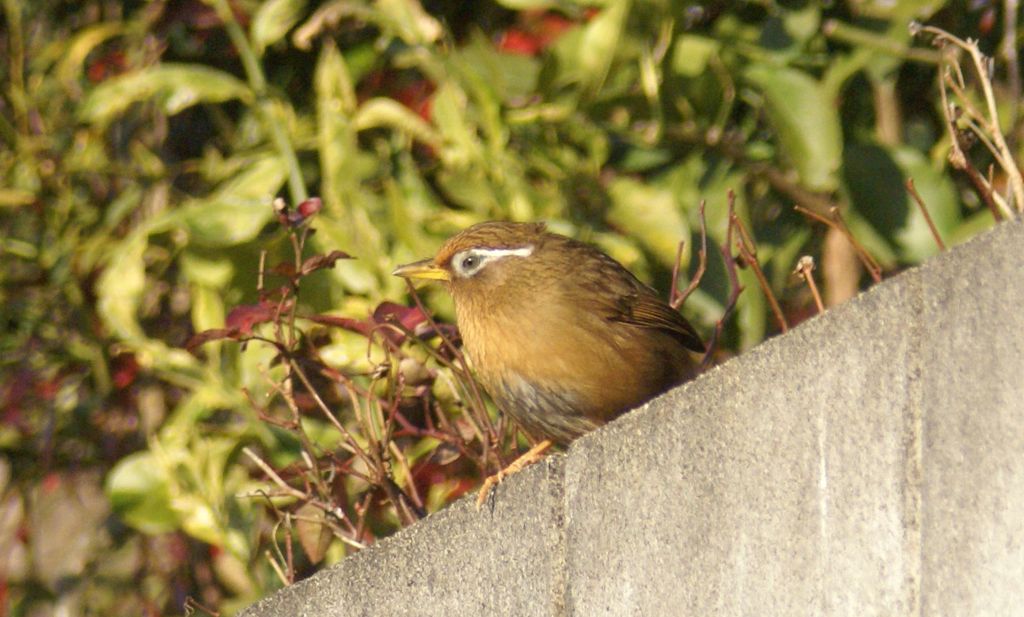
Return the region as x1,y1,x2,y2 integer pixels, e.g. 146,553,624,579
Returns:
431,83,483,168
744,65,842,191
353,97,442,148
97,233,146,341
79,63,252,126
181,252,233,332
106,452,179,534
251,0,308,55
607,177,690,268
844,142,959,262
180,155,288,247
316,40,357,117
736,267,767,350
176,495,225,546
493,0,561,8
579,0,631,96
374,0,442,45
780,3,821,46
0,188,37,207
56,22,124,85
452,32,541,102
671,35,720,77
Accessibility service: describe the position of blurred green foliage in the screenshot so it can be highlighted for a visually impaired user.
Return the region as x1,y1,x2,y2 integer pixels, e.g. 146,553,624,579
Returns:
1,0,1019,614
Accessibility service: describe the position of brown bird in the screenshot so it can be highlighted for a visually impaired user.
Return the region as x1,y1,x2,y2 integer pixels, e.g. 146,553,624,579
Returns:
393,221,703,503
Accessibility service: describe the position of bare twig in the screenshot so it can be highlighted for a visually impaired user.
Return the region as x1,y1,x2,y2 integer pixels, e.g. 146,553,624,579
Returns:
916,23,1024,215
257,249,267,294
283,513,295,583
730,208,788,333
380,476,425,525
702,193,744,369
184,596,221,617
794,256,825,314
822,19,943,65
243,447,309,501
265,549,291,587
671,201,709,310
703,250,741,370
794,205,883,283
404,281,504,469
905,178,947,251
669,239,686,304
287,358,371,465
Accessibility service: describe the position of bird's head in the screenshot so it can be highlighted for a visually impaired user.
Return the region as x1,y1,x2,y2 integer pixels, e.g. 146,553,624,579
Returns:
392,222,549,302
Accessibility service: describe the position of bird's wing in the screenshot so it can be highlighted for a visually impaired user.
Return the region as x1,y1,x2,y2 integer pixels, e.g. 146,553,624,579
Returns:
571,242,705,353
611,285,705,353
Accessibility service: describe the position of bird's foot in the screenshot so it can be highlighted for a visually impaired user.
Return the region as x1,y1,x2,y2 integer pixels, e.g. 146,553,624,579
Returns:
475,439,553,509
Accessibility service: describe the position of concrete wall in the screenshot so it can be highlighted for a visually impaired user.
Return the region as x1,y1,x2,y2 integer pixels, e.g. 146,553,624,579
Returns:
240,220,1024,617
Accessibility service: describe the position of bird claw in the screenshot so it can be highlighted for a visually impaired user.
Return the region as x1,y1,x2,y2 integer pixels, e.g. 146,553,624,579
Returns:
475,439,553,510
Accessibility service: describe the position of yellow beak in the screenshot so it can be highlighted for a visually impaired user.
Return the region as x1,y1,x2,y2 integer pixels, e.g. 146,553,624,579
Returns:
392,258,450,281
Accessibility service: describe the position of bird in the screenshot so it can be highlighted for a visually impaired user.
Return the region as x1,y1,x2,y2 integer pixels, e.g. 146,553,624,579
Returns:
393,221,704,504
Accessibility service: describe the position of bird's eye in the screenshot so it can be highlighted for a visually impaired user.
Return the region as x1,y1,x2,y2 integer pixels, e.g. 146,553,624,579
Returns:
451,250,488,278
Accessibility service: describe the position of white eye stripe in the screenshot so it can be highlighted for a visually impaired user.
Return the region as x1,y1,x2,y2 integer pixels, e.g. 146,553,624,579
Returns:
475,247,534,259
451,245,534,278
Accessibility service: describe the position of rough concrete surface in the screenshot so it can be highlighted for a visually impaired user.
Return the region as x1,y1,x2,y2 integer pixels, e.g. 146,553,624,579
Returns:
564,275,920,617
241,220,1024,617
916,222,1024,616
240,457,566,616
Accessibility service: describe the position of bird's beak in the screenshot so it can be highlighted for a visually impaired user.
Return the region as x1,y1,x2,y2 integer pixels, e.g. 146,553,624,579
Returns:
392,259,449,281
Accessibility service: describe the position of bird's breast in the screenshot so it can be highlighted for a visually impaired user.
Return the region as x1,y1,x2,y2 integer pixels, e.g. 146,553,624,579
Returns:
454,296,689,444
487,372,599,445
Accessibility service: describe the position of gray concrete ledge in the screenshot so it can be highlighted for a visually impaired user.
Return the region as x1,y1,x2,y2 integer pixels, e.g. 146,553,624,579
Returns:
241,220,1024,617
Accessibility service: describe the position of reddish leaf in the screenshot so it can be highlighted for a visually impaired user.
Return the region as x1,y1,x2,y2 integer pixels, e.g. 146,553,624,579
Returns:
274,196,323,227
497,11,575,56
537,12,575,41
305,314,375,338
87,50,128,83
371,302,428,345
300,250,352,276
375,301,459,346
111,353,139,389
35,376,60,401
306,303,440,347
392,79,435,121
41,473,62,493
498,29,542,55
226,301,278,334
297,197,323,218
258,286,292,305
271,262,297,278
185,328,241,352
373,302,427,331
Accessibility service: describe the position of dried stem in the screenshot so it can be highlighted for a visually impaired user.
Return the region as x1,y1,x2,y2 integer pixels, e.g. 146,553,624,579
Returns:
702,193,744,369
184,596,221,617
794,206,883,283
730,209,788,333
917,23,1024,216
265,549,290,587
669,240,686,305
794,256,825,314
905,178,947,251
403,281,505,469
671,201,709,310
243,447,309,501
287,357,372,465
